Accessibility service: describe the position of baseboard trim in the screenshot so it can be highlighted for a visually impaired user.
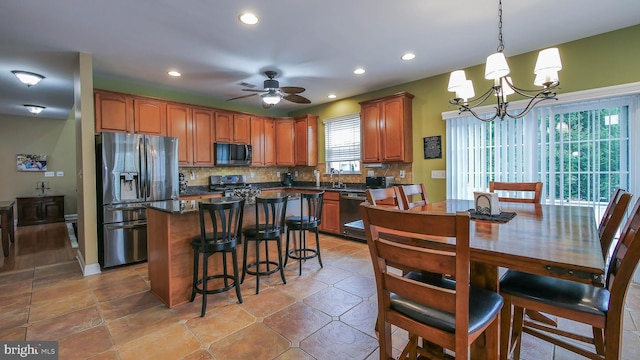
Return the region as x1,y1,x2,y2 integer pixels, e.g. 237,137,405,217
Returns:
76,250,101,277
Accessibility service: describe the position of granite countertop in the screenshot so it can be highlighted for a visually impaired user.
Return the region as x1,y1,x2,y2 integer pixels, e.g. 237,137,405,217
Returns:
179,182,366,198
149,192,301,215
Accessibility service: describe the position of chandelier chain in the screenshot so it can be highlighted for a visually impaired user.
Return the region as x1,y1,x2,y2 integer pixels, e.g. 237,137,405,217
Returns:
497,0,504,53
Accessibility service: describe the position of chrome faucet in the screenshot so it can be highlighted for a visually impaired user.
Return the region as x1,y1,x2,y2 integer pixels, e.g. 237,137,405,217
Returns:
330,168,344,189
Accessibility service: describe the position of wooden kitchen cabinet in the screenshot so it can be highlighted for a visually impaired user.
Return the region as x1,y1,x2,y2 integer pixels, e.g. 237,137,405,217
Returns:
319,191,341,235
275,118,295,166
360,92,414,163
264,118,276,166
17,195,64,226
191,107,215,166
134,98,167,136
251,116,276,167
95,90,132,133
215,111,250,144
166,104,193,165
294,114,318,166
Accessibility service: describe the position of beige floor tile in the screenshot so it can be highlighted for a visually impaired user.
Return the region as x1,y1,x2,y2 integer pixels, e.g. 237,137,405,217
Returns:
304,286,363,317
98,290,165,321
208,323,289,360
264,302,332,345
240,287,296,318
29,290,96,323
106,305,181,345
186,304,255,344
26,306,103,341
117,324,202,360
301,320,378,359
58,325,114,360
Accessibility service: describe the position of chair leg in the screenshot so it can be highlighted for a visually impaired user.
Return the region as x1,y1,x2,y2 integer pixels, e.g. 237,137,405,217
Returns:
511,305,525,360
284,228,291,268
200,253,208,317
241,237,249,283
190,250,199,302
255,240,261,294
275,236,286,285
222,251,229,288
265,241,271,272
593,326,605,355
298,228,304,275
378,319,393,360
231,247,243,304
315,227,323,268
500,295,512,360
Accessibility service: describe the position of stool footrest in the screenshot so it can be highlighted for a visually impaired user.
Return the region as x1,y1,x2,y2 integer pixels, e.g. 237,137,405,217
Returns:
287,248,319,261
194,274,238,295
244,260,283,276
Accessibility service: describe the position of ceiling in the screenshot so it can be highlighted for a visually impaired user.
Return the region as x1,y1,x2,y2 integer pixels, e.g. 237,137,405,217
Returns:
1,0,639,120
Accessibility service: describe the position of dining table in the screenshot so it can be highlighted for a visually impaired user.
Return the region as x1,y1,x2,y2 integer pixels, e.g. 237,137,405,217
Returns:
0,200,16,257
408,199,604,359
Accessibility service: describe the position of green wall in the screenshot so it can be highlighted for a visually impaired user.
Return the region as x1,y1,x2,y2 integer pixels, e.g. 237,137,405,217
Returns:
290,24,640,202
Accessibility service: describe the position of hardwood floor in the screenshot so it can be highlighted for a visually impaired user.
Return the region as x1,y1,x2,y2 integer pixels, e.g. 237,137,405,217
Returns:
0,222,76,273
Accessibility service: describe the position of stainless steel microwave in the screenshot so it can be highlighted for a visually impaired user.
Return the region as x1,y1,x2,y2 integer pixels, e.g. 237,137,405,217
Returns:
214,143,252,166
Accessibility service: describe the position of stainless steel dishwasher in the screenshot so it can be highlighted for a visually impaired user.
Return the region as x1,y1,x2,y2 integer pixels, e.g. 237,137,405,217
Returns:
339,191,367,241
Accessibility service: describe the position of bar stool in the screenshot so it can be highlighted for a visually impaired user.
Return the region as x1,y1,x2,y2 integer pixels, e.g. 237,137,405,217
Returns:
285,191,324,275
190,197,244,317
241,195,288,294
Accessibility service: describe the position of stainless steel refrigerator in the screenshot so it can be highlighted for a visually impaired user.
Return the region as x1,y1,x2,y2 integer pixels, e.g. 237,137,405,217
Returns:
96,131,179,268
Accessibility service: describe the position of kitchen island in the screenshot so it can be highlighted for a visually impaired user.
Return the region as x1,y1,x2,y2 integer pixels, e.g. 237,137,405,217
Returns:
146,193,304,308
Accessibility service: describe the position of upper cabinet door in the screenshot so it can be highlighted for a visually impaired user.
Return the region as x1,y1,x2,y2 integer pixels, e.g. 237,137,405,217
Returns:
250,116,265,166
361,102,381,163
233,113,251,144
360,92,413,163
95,91,132,133
134,98,167,136
192,108,215,166
294,114,318,166
166,104,192,165
275,118,295,166
263,118,276,167
214,111,233,142
380,97,405,162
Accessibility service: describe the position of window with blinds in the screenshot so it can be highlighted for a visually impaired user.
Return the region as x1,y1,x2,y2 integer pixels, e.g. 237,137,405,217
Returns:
324,113,361,174
445,94,638,223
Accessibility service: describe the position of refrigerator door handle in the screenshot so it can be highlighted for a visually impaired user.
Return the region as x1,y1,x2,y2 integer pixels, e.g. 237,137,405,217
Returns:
139,136,146,199
105,221,147,230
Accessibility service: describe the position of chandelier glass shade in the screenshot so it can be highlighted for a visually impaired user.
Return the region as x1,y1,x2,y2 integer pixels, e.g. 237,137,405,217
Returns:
448,0,562,122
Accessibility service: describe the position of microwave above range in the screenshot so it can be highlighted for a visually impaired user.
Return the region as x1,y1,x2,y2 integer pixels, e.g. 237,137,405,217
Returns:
214,143,252,166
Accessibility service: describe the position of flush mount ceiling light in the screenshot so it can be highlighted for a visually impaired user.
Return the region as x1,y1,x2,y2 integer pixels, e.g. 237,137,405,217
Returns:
328,94,337,99
447,0,562,122
353,68,366,75
167,70,181,77
239,12,258,25
24,104,46,115
12,70,45,87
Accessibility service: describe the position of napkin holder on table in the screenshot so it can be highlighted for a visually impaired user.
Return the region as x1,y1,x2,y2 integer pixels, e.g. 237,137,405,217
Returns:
474,191,500,215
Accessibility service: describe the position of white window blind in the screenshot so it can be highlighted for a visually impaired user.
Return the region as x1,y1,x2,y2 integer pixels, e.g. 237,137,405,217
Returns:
446,94,638,223
324,113,361,173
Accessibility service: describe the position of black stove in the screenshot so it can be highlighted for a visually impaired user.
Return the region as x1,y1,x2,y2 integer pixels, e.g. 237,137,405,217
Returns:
209,175,260,203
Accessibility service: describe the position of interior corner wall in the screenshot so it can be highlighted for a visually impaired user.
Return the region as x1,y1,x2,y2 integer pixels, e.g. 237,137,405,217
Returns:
0,113,77,214
289,24,640,203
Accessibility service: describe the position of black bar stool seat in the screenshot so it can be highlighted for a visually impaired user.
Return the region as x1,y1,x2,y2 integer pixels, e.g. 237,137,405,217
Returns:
285,191,324,275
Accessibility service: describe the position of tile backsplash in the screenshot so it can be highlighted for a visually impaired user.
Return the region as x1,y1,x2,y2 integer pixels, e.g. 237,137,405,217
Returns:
180,163,413,187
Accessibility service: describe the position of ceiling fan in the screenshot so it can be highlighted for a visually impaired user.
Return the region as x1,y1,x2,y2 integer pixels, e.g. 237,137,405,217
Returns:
227,71,311,108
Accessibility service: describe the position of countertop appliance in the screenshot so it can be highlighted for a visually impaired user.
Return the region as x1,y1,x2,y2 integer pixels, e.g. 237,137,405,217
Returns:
282,172,293,186
214,142,252,166
96,132,179,268
365,176,395,189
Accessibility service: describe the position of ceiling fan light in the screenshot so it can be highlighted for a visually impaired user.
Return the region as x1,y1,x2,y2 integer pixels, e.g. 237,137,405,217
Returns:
262,93,281,105
24,104,45,115
534,48,562,75
12,70,45,87
485,52,510,80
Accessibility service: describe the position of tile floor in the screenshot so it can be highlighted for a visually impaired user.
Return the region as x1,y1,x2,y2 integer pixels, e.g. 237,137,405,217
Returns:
1,232,640,359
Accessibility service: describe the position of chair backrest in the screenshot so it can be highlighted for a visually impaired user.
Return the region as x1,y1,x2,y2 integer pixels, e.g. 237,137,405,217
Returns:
252,195,288,238
299,191,324,227
398,183,429,209
598,188,632,257
365,187,404,209
359,202,472,357
198,198,245,249
489,181,543,204
604,199,640,348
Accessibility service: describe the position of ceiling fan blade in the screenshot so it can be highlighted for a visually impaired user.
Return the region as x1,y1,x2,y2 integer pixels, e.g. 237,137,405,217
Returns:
242,89,268,93
280,86,305,94
227,93,257,101
284,94,311,104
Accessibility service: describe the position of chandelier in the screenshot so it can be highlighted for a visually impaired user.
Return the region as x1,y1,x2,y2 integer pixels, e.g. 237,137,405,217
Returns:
447,0,562,122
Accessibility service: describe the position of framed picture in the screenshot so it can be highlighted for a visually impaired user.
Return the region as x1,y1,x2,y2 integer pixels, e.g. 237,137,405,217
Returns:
423,136,442,159
17,154,48,171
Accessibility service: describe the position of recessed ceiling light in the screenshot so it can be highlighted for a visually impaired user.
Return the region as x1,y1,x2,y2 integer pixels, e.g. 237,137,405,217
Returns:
24,104,45,115
167,70,181,77
239,12,259,25
12,70,45,87
328,94,337,99
401,53,416,61
353,68,366,75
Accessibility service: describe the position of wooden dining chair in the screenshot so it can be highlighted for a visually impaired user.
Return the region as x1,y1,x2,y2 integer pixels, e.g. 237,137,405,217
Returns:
489,181,543,204
500,198,640,360
360,202,503,359
398,183,429,209
598,188,632,258
365,187,404,209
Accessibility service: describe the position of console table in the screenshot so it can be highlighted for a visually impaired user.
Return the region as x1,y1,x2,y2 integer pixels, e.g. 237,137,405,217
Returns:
16,195,65,226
